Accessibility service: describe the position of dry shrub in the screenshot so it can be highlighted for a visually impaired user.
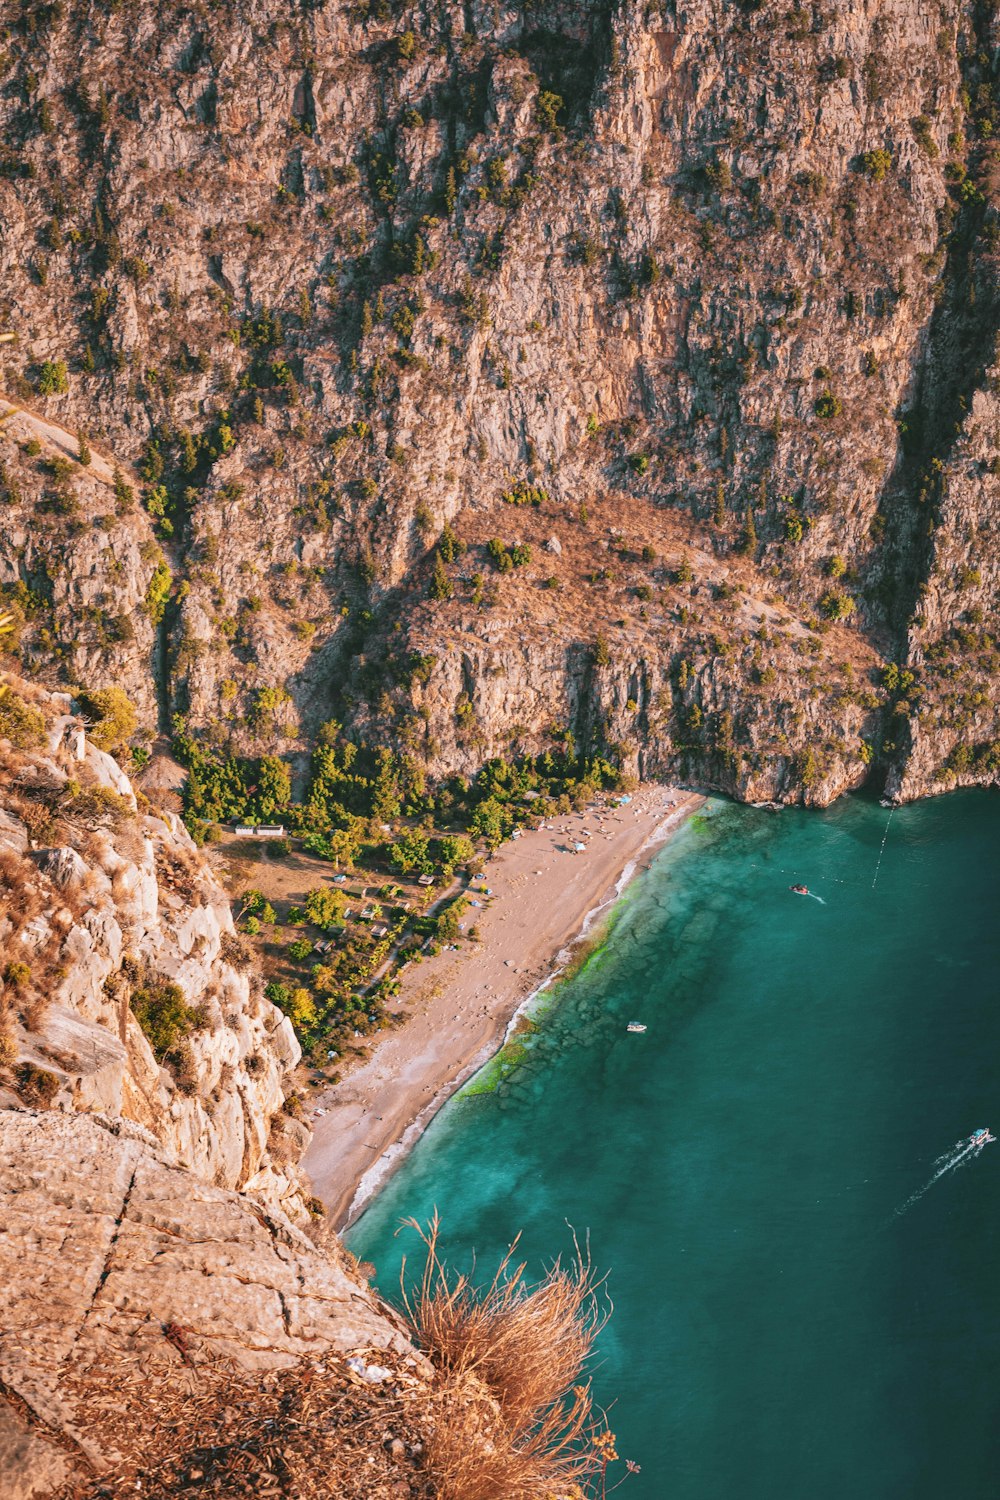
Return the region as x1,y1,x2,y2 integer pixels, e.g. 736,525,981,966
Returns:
399,1214,624,1500
15,1061,60,1106
7,791,57,843
0,1024,17,1067
220,930,253,969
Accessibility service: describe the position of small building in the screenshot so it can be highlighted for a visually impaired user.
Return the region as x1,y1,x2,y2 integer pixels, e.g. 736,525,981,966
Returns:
371,923,389,938
233,824,286,838
417,874,435,886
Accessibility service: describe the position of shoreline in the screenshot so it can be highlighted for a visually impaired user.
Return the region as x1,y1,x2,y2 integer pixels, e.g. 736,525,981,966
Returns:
303,785,704,1230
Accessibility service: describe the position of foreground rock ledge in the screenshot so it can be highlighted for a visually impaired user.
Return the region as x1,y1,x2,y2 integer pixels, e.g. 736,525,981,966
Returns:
0,1110,418,1498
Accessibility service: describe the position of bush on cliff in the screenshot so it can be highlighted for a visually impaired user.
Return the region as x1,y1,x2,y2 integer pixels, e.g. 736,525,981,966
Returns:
130,978,199,1060
399,1214,631,1500
78,685,138,752
0,689,46,748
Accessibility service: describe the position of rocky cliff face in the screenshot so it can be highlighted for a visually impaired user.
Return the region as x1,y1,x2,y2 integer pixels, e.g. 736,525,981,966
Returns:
1,0,998,805
0,685,434,1497
0,682,311,1219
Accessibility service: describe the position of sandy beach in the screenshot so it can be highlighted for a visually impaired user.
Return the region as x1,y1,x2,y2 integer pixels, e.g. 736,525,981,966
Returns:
304,784,703,1228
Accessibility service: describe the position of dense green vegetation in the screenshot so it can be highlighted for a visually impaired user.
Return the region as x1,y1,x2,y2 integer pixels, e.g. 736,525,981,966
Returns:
176,717,622,852
130,975,202,1061
177,718,624,1061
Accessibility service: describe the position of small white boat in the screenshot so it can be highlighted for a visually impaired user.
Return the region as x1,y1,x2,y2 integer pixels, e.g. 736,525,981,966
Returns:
627,1022,647,1034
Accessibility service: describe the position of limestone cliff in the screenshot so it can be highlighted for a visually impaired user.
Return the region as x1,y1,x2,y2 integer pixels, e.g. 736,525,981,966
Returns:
1,0,998,812
0,682,310,1219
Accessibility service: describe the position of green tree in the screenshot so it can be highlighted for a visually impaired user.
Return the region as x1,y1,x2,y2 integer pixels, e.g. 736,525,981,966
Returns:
429,553,453,600
860,148,892,182
131,979,197,1060
305,887,347,929
36,359,69,396
79,685,137,751
439,522,460,562
820,590,855,620
436,895,468,942
143,560,172,624
390,827,432,873
324,826,360,869
739,508,758,555
242,889,276,924
537,90,564,132
487,538,512,572
77,431,92,466
713,481,726,527
469,795,510,850
435,834,475,875
371,747,402,822
287,987,316,1027
256,755,291,818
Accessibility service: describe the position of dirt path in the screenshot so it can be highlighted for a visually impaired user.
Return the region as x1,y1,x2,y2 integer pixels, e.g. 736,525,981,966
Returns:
0,391,121,487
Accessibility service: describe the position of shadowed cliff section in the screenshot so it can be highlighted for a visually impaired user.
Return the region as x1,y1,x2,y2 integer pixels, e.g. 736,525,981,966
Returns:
873,0,1000,656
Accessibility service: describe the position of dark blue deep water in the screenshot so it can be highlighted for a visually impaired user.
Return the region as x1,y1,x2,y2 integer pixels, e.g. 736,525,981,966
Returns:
348,793,1000,1500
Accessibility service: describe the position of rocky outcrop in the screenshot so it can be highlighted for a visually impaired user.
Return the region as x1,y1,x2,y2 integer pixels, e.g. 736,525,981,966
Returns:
0,422,164,730
0,685,310,1220
0,1110,421,1499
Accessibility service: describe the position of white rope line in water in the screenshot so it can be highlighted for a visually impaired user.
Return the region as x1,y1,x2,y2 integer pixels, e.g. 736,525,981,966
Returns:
871,810,894,890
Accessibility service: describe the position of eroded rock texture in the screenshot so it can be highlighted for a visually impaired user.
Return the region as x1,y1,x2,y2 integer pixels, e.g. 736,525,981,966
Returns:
0,686,310,1218
0,1111,418,1499
0,0,998,809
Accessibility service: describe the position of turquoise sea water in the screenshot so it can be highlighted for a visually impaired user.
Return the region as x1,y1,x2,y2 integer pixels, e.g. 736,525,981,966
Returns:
348,792,1000,1499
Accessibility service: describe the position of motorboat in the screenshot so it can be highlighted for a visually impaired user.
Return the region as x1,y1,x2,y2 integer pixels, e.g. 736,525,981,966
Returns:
970,1127,995,1146
626,1022,647,1034
789,883,809,895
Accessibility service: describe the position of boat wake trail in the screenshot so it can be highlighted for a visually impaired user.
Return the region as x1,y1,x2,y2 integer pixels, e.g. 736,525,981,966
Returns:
805,892,826,905
894,1130,994,1218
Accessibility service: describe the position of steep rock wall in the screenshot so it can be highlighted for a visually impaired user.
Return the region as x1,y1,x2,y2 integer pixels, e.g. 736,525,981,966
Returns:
0,0,996,802
0,684,311,1218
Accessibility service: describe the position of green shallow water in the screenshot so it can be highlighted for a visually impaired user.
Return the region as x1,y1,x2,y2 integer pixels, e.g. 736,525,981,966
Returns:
347,792,1000,1500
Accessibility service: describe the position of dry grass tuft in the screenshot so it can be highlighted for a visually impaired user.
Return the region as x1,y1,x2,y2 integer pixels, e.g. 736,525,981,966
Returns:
398,1213,628,1500
1,1213,636,1499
